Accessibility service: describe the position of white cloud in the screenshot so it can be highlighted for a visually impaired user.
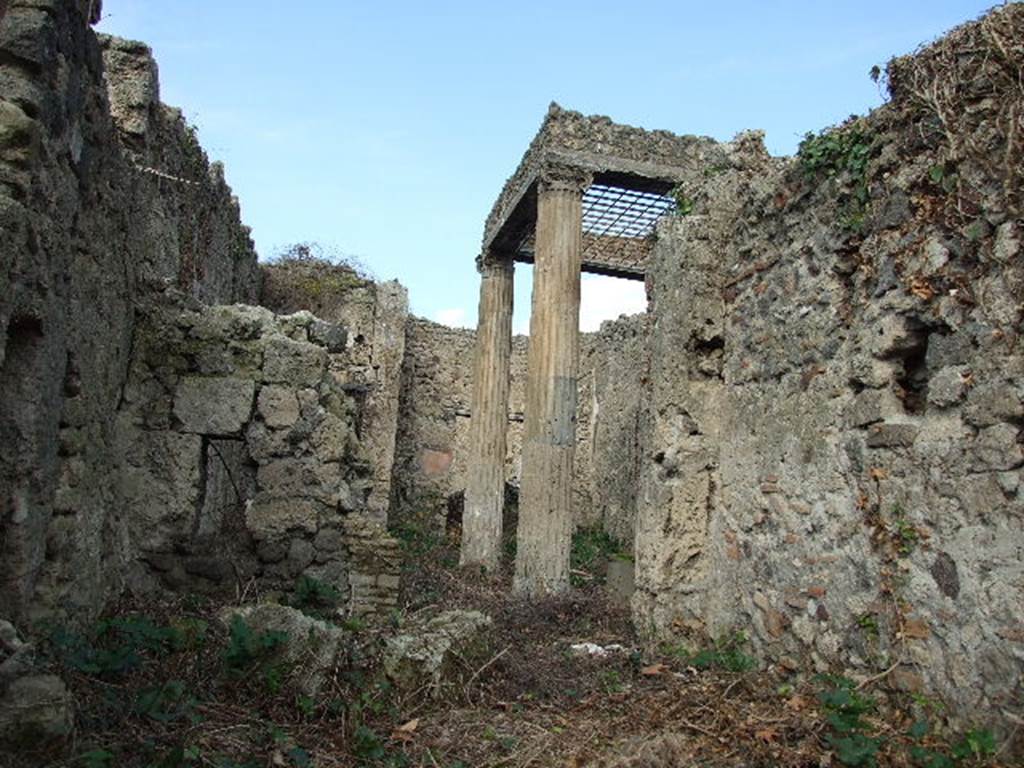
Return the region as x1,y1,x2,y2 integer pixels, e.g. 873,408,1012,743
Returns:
434,307,472,328
510,274,647,336
579,275,647,332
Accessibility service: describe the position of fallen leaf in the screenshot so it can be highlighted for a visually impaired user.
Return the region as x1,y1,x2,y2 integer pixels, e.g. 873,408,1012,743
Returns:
641,664,667,676
903,618,930,639
391,718,420,742
910,276,935,301
786,695,808,711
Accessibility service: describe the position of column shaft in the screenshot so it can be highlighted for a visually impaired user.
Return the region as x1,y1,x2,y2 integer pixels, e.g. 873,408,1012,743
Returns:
514,177,584,595
461,258,514,569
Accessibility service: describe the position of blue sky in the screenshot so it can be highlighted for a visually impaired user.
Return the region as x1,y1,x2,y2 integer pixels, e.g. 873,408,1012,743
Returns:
97,1,996,334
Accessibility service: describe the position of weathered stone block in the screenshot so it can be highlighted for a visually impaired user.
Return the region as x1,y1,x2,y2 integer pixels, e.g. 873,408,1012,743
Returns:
245,495,320,539
262,335,327,387
173,376,255,435
219,605,349,697
256,385,300,429
844,389,902,428
383,610,492,692
867,315,923,359
287,538,315,574
866,422,920,448
970,424,1024,471
313,527,346,554
310,320,347,352
309,413,349,462
963,381,1023,427
927,365,971,408
256,458,343,507
0,674,73,742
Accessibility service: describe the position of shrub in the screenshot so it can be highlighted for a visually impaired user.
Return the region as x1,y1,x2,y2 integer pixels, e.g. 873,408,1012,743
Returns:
223,615,289,692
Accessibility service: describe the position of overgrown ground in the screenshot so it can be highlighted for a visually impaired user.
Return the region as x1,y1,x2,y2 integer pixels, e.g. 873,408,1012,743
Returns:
1,521,1014,768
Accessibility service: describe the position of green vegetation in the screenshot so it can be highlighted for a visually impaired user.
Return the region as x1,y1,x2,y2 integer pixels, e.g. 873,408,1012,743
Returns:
816,677,998,768
134,680,199,724
798,121,877,232
856,612,881,639
262,242,374,309
223,615,289,692
24,595,1004,768
670,185,695,216
689,632,756,673
894,517,919,555
908,718,997,768
818,675,883,767
928,163,959,195
50,616,186,678
663,631,757,673
290,574,341,619
569,527,629,586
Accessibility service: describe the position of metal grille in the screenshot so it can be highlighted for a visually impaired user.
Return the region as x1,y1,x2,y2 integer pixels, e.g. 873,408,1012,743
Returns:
582,184,676,239
515,183,676,275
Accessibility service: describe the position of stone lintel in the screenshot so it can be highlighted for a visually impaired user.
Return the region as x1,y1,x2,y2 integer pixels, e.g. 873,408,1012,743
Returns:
480,103,731,266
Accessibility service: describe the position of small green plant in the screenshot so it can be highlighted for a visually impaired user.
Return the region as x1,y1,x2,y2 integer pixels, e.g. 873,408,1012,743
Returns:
570,527,627,585
134,680,198,723
393,519,444,558
223,615,289,692
286,747,313,768
50,616,185,678
894,518,919,555
296,694,316,718
857,613,880,638
906,720,996,767
798,124,873,181
341,616,367,633
148,744,202,768
818,675,882,767
671,185,695,216
352,724,387,763
599,668,625,694
290,575,341,617
928,164,958,195
80,750,115,768
798,122,876,232
689,632,756,673
908,719,955,768
950,729,996,761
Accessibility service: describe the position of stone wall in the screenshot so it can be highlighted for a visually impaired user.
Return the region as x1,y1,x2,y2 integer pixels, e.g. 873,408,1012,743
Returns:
581,314,648,543
115,294,399,616
260,259,408,527
390,318,523,533
391,313,647,544
0,1,258,623
634,4,1023,732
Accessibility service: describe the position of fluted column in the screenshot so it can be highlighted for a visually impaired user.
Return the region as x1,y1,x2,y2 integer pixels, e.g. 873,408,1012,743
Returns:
461,256,514,569
514,168,589,595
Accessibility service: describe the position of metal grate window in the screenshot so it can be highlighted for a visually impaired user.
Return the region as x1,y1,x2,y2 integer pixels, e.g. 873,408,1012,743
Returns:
581,184,676,240
515,183,675,275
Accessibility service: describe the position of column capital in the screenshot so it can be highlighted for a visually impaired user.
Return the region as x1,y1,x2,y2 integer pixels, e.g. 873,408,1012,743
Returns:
476,250,515,275
538,164,592,196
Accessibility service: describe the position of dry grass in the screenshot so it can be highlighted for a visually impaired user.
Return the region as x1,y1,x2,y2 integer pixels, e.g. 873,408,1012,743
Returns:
887,3,1024,219
3,544,1015,768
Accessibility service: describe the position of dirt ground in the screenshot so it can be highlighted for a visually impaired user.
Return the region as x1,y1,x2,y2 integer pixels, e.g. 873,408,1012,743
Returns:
2,531,1016,768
